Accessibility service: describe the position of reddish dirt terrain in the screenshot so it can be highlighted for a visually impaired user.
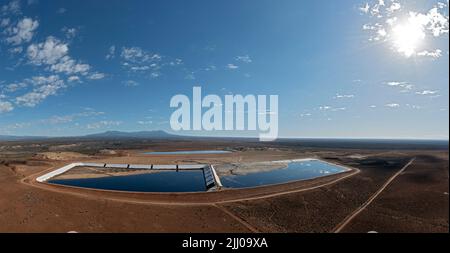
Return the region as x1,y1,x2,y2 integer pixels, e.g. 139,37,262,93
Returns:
0,139,448,232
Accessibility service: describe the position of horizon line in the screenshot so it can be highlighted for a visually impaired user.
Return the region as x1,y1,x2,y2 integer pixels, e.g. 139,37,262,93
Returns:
1,130,449,142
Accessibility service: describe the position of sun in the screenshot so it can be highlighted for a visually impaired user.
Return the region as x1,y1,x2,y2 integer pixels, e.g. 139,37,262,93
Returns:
391,20,426,57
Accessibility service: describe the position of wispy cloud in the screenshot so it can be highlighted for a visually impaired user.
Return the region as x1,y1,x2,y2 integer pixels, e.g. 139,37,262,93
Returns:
384,81,413,92
415,90,439,95
235,55,252,63
56,7,66,14
0,1,105,113
105,45,116,60
43,109,105,124
67,76,81,83
2,82,27,92
5,17,39,46
27,37,94,77
87,72,105,80
1,0,21,15
417,49,442,58
61,27,77,39
15,75,65,107
405,104,422,110
137,120,153,125
226,63,239,69
87,120,122,130
119,46,181,78
385,103,400,108
319,106,346,111
0,100,14,113
300,113,312,117
123,80,139,87
334,93,355,99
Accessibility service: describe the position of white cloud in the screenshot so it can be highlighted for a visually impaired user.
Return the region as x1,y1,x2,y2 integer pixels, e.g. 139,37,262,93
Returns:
121,47,160,63
406,104,422,109
300,113,312,117
59,59,90,76
417,49,442,58
226,63,239,69
43,109,105,124
204,65,217,71
27,0,39,5
15,75,65,107
120,47,165,76
319,106,346,111
1,0,21,15
425,7,449,36
3,82,27,92
130,66,150,71
169,58,183,66
27,37,101,78
87,72,105,80
27,36,69,65
0,18,10,27
385,81,406,86
87,120,122,129
332,107,346,111
50,56,91,75
6,17,39,45
61,27,77,39
334,93,355,99
386,2,401,14
384,81,414,92
0,100,13,113
385,103,400,108
137,120,153,125
8,46,22,54
235,55,252,63
118,46,182,78
67,76,81,82
360,3,370,14
319,106,331,110
56,8,66,14
106,45,116,60
124,80,139,87
416,90,439,95
185,72,195,80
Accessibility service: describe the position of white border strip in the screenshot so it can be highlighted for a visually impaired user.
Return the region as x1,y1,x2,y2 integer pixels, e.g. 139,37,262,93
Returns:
36,163,83,182
210,165,223,187
36,159,351,183
36,162,209,182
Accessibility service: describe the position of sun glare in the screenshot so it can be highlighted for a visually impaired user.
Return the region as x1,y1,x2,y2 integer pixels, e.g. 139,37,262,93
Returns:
392,20,425,57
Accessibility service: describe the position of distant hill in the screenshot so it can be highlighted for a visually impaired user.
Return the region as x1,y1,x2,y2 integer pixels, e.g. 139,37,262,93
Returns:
82,130,177,139
0,135,48,141
0,130,177,141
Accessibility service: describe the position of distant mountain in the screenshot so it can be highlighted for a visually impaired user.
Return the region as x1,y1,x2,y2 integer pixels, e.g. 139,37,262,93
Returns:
0,130,177,141
0,135,48,141
82,130,177,139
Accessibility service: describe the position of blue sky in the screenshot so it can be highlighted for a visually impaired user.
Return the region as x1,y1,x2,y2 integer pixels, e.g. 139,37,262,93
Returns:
0,0,448,139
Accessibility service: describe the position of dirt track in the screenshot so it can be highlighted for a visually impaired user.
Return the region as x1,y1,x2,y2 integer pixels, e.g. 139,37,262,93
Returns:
333,158,416,232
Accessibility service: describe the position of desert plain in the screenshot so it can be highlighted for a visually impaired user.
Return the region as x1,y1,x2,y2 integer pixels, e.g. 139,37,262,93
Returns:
0,138,448,233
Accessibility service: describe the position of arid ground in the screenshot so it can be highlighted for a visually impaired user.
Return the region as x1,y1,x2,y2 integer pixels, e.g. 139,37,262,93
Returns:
0,138,448,233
